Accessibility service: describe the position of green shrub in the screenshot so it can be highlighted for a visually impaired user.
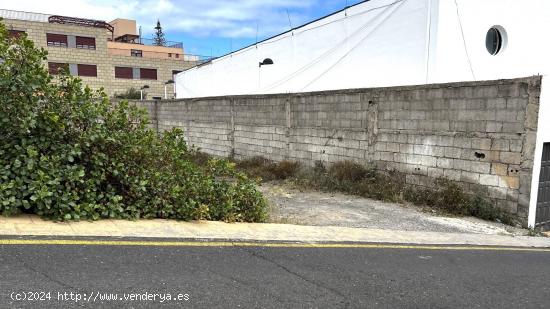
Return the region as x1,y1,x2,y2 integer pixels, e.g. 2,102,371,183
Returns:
0,20,267,222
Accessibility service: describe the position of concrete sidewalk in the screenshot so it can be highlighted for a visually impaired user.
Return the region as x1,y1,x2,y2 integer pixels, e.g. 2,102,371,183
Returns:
1,215,549,248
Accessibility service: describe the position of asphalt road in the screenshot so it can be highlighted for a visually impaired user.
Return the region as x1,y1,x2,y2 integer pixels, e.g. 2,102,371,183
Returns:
1,239,549,308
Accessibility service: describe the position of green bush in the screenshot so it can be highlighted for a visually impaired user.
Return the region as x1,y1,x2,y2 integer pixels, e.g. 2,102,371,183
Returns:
0,20,267,222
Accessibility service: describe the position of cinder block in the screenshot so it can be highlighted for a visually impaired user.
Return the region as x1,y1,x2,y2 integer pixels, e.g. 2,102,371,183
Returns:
453,137,471,148
428,167,444,178
472,138,492,150
502,122,524,133
498,176,520,189
444,169,461,181
500,152,521,165
488,186,508,200
453,159,470,171
491,139,510,151
486,121,503,133
437,158,453,169
445,147,463,159
469,161,491,174
509,140,523,152
479,174,500,187
460,171,480,183
386,142,401,153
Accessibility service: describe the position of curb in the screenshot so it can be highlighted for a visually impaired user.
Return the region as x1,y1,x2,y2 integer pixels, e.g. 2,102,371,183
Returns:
1,215,549,248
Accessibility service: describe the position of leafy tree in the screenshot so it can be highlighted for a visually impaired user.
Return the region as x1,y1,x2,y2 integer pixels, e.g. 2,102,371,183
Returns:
153,20,166,46
0,19,267,222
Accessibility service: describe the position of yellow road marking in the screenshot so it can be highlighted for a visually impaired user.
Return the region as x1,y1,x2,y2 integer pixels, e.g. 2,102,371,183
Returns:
0,239,549,252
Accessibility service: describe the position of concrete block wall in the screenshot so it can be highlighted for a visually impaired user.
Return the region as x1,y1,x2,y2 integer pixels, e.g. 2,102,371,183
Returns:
130,76,542,223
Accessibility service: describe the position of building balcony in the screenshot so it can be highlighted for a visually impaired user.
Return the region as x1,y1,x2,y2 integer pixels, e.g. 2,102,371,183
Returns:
109,35,183,49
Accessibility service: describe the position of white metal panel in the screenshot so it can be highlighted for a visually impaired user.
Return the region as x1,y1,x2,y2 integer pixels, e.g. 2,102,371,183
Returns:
176,0,432,98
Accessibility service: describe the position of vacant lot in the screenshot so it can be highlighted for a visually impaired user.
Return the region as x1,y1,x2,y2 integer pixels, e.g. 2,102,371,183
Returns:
261,183,528,236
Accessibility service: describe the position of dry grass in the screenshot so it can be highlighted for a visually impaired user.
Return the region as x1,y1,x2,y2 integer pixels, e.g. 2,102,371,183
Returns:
186,152,515,225
236,156,300,181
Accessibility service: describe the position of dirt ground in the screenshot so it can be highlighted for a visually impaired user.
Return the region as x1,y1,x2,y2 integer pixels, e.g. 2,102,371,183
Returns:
260,182,530,236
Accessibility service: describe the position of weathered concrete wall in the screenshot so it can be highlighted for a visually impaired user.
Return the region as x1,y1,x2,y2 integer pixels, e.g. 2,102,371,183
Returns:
131,76,542,223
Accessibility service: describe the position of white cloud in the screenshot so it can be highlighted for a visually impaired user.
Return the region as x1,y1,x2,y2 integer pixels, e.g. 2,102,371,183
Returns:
1,0,319,38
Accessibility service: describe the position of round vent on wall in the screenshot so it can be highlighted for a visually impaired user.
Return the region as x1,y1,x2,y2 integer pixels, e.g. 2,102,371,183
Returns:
486,26,507,56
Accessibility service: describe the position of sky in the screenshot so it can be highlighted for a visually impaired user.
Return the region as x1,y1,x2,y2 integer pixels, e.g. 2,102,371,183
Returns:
1,0,364,57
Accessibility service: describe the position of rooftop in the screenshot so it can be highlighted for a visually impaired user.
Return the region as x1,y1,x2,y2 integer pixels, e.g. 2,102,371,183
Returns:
0,8,50,22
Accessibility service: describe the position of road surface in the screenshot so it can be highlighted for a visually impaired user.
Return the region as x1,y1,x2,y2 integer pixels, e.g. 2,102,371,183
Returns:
1,237,549,308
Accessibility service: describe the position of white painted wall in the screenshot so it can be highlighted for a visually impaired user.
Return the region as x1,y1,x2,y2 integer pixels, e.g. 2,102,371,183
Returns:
431,0,549,83
177,0,550,226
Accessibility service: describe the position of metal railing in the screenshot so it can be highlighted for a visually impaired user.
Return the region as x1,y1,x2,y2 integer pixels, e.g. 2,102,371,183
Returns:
183,54,216,63
138,37,183,49
109,37,184,49
107,47,212,64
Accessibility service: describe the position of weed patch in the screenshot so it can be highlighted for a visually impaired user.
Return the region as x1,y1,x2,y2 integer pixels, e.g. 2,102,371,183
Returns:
227,156,515,225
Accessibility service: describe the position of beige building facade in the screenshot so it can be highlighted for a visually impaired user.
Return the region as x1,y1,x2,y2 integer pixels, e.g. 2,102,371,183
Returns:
1,9,197,99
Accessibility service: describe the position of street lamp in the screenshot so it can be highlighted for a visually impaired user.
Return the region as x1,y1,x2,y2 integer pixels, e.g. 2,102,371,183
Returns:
259,58,274,67
258,58,274,89
140,85,149,101
164,80,174,100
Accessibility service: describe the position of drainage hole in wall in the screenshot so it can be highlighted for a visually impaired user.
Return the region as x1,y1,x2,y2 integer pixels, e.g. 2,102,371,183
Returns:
474,152,486,159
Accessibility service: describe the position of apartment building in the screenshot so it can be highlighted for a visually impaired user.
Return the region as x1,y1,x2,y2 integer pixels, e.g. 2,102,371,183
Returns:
0,9,198,99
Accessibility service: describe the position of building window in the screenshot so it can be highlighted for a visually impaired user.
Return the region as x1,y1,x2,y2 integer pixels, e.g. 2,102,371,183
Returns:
114,67,157,80
46,33,68,47
48,62,69,75
140,68,157,80
486,26,507,56
115,66,133,79
131,49,143,57
77,64,97,77
175,54,179,58
168,53,172,57
8,30,25,39
76,36,96,50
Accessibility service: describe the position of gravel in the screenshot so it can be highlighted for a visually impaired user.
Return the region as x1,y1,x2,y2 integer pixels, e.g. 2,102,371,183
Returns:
260,182,529,236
